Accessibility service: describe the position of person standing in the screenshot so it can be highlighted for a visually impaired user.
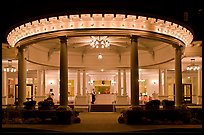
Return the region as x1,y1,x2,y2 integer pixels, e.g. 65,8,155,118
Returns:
91,89,96,104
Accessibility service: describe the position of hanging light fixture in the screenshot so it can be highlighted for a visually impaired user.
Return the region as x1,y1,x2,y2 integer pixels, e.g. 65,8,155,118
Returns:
90,36,110,48
4,60,17,72
98,53,103,60
186,59,200,71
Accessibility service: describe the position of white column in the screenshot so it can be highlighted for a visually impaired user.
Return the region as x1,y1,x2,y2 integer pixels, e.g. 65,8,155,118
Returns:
82,70,86,96
2,71,7,96
158,69,163,96
113,75,117,94
164,69,168,97
87,75,91,94
197,69,202,104
42,70,45,96
36,70,41,97
116,68,129,105
59,36,68,107
2,71,7,105
118,69,121,96
123,69,127,95
75,69,88,106
18,47,27,107
32,78,35,100
37,70,42,97
77,69,81,96
175,47,183,106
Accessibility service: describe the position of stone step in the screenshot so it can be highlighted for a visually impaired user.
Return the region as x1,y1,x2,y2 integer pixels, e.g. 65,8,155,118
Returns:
90,104,114,112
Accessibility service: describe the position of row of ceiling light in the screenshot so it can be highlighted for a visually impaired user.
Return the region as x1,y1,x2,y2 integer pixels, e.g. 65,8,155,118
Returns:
186,59,200,71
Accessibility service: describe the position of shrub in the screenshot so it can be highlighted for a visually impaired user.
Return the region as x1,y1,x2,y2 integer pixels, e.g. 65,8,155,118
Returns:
38,100,54,110
120,105,197,125
55,106,73,124
23,101,36,110
72,116,81,123
123,109,145,124
176,107,192,123
162,100,175,109
118,113,125,123
2,106,23,124
145,100,160,110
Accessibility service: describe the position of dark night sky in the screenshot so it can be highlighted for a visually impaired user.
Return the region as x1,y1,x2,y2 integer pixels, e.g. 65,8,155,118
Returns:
1,0,203,44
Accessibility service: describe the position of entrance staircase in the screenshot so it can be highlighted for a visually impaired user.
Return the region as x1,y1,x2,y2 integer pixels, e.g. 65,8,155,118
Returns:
90,104,115,112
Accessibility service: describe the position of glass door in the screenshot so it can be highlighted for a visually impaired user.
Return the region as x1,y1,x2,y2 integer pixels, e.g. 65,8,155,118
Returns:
173,83,192,104
183,84,192,103
15,84,34,102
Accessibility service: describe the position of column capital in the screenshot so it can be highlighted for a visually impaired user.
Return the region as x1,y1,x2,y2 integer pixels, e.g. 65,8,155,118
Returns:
59,36,68,44
130,35,138,42
172,44,183,49
17,46,25,51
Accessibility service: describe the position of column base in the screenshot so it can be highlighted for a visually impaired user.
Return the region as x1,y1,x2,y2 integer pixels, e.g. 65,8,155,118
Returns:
75,95,88,105
197,96,202,105
7,98,15,105
75,95,89,112
2,96,7,105
192,95,197,104
116,95,129,105
158,96,169,101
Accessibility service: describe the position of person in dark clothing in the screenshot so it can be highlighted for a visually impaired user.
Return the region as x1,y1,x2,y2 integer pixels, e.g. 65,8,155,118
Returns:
91,89,96,104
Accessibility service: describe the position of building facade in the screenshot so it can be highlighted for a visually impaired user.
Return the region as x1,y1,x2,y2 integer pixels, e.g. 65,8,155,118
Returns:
2,13,202,109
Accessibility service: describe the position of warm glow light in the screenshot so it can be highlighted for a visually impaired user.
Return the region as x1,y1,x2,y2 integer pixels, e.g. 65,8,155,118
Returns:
7,14,193,47
88,80,94,85
98,53,103,59
48,80,54,85
151,80,158,85
111,80,116,85
4,60,16,72
90,36,110,48
138,79,145,82
186,59,200,71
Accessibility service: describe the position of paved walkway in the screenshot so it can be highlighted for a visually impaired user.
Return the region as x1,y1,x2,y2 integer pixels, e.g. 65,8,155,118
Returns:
2,112,202,133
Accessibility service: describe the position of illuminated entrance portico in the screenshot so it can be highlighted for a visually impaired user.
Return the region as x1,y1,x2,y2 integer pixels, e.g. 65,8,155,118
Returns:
6,13,194,108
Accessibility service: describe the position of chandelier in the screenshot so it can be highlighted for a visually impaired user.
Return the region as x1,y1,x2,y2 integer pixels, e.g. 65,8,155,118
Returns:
4,60,17,72
186,59,200,71
90,36,110,48
98,53,103,60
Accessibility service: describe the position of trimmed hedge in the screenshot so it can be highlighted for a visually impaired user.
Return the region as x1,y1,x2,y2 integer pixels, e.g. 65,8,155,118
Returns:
2,106,22,123
162,100,175,109
119,107,197,125
2,106,80,124
21,109,75,124
23,101,36,110
145,100,160,110
38,100,54,110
